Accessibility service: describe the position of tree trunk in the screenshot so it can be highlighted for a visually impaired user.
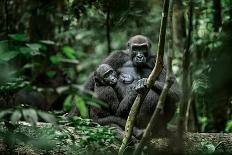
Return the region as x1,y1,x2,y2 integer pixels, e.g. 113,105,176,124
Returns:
173,0,186,53
213,0,222,32
106,5,111,54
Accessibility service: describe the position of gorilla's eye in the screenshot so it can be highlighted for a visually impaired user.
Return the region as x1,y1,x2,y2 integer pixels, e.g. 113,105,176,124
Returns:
140,45,148,51
132,46,139,51
104,70,113,78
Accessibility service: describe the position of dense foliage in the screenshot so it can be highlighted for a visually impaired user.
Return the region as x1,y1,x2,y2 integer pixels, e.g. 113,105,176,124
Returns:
0,0,232,154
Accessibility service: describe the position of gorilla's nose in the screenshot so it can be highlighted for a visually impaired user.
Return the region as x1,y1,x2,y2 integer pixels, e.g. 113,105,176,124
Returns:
137,55,143,59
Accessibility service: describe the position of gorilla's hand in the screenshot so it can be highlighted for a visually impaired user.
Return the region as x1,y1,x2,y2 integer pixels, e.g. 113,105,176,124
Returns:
135,78,148,93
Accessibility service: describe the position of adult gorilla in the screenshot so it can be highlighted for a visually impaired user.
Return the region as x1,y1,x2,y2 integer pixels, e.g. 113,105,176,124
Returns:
79,35,180,135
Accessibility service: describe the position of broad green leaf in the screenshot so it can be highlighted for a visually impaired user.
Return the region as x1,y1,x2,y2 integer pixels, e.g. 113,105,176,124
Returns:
10,110,22,124
74,95,89,118
225,120,232,132
63,46,76,59
63,95,73,111
46,70,56,78
81,95,107,108
19,47,34,56
50,55,61,64
23,63,40,69
8,34,28,41
0,51,18,61
22,109,38,126
26,43,42,52
38,111,56,123
199,116,208,125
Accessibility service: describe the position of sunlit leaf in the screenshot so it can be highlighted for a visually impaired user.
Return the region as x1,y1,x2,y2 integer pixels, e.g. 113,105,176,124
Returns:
74,95,89,118
26,43,43,53
19,47,34,56
40,40,55,45
225,120,232,132
50,55,61,64
22,109,38,126
38,111,56,123
81,95,107,108
63,46,76,59
46,70,56,78
23,63,40,69
8,34,28,41
10,110,22,124
0,51,18,61
63,95,73,111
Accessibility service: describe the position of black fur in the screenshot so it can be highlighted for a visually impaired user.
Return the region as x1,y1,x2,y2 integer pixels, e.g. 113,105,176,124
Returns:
71,35,180,137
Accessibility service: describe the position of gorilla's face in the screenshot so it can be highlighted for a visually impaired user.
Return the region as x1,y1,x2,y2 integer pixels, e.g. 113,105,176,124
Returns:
95,64,117,86
102,68,117,86
130,43,149,67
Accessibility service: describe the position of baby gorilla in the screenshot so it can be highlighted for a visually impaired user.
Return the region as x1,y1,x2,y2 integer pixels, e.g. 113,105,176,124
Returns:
92,64,143,139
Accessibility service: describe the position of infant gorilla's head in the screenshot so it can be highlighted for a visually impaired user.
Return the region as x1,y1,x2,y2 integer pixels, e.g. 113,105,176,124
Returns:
94,64,117,86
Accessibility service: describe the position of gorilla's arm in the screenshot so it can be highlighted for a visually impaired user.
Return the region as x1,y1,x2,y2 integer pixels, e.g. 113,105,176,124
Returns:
116,91,137,117
153,66,181,102
94,85,120,112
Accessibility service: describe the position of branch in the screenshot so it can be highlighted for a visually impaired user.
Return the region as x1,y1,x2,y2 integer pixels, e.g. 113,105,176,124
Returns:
177,0,194,151
133,0,174,154
118,0,170,154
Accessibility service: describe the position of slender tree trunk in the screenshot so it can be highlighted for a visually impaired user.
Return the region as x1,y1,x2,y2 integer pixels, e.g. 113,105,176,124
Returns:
173,0,186,53
213,0,222,32
177,0,193,152
106,5,111,54
5,0,9,35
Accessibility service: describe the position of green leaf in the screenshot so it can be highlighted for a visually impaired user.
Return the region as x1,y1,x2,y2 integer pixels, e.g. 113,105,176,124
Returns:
63,46,76,59
225,120,232,132
26,43,43,55
10,110,22,124
39,40,55,45
8,34,28,41
50,55,61,64
46,71,56,78
22,109,38,126
199,116,208,125
38,111,56,123
0,51,18,61
63,95,73,111
19,47,34,56
74,95,89,118
23,63,40,69
81,95,107,108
